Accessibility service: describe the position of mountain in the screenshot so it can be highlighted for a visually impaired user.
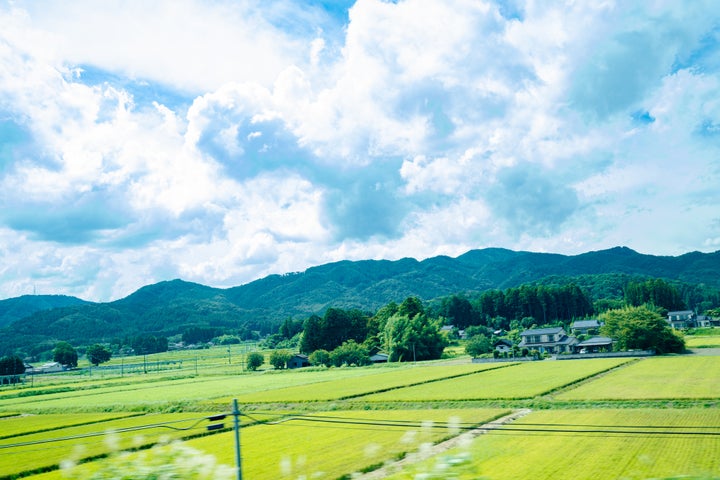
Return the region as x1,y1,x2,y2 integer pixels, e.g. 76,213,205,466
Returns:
0,295,91,328
1,247,718,356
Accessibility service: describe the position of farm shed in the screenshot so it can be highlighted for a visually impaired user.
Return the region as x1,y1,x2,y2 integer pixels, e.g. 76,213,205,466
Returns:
370,352,389,363
288,354,310,369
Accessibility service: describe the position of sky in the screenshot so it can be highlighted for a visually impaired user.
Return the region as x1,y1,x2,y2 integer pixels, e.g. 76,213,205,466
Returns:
0,0,719,302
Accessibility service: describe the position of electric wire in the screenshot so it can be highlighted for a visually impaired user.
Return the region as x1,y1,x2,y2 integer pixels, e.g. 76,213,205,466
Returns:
0,414,226,450
2,410,719,452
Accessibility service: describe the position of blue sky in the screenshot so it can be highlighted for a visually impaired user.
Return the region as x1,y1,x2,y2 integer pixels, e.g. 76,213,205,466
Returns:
0,0,719,301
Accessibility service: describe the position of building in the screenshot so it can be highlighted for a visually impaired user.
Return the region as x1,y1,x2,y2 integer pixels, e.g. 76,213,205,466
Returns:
571,319,603,335
667,311,696,329
36,362,64,373
519,327,578,354
493,339,514,355
370,352,389,363
575,336,614,354
287,354,310,369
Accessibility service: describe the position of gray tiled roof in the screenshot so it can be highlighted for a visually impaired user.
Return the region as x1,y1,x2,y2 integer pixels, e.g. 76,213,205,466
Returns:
520,327,564,336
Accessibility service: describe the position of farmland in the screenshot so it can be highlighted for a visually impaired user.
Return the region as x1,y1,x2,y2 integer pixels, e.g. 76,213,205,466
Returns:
361,358,631,401
556,356,720,400
1,351,719,479
383,409,720,479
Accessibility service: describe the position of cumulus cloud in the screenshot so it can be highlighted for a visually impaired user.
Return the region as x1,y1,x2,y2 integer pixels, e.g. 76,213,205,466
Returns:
0,0,719,301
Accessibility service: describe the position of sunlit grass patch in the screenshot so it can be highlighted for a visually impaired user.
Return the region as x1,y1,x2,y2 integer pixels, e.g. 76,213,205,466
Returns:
556,356,720,400
217,363,509,403
185,408,509,479
384,408,720,480
360,358,630,401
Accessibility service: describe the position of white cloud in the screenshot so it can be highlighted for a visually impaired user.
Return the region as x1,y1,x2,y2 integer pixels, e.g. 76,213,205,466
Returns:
1,0,720,302
11,0,307,93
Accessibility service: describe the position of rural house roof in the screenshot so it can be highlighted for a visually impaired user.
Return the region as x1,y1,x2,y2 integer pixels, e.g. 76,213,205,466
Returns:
520,327,564,336
571,319,601,329
576,336,613,347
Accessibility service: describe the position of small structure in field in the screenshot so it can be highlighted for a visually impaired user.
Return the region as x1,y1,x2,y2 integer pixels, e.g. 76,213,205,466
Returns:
287,354,310,369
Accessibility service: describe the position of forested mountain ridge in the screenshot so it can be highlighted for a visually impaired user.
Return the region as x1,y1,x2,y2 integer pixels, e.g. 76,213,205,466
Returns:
0,295,92,328
1,246,718,357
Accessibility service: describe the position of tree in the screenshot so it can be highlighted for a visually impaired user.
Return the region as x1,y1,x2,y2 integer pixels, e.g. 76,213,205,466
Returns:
465,334,492,357
308,349,330,367
269,349,293,369
329,340,370,367
299,315,324,354
0,355,24,384
131,335,168,355
246,352,264,371
86,344,112,366
53,341,78,368
384,313,446,362
600,305,685,354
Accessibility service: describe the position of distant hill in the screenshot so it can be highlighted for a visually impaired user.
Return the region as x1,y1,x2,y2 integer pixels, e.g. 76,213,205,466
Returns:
0,295,91,328
1,246,718,356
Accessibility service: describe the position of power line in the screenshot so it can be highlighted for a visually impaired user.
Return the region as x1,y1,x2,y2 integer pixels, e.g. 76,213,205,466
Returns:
0,414,225,450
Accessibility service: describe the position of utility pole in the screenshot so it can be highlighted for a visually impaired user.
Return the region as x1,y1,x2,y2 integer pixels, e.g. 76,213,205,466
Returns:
233,399,242,480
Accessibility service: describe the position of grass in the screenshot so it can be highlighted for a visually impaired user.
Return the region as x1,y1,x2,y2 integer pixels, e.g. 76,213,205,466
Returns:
384,409,720,479
0,412,241,478
360,358,631,401
185,408,509,480
0,413,140,439
6,353,720,480
0,367,402,412
556,356,720,400
215,363,511,403
686,335,720,348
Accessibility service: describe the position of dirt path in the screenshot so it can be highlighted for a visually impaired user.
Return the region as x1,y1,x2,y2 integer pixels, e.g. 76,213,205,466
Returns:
353,408,532,479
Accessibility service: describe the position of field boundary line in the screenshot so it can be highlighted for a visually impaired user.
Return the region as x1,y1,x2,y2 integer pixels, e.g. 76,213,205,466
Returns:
353,408,532,479
0,413,145,440
540,358,641,399
338,363,520,401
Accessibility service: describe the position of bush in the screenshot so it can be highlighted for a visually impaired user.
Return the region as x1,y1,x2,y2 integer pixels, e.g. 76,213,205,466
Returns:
465,334,492,357
308,349,330,367
269,349,293,369
246,352,264,371
329,340,371,367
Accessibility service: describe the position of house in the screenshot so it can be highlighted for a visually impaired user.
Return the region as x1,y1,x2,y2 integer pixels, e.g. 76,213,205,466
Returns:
370,352,389,363
287,354,310,369
23,363,35,374
667,310,696,329
37,362,64,373
696,315,720,328
519,327,578,354
575,336,613,354
571,319,602,335
493,339,514,355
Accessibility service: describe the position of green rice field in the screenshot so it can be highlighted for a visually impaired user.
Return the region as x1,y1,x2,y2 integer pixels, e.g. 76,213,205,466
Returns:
360,358,631,401
215,362,510,403
556,356,720,400
384,409,720,479
1,354,718,480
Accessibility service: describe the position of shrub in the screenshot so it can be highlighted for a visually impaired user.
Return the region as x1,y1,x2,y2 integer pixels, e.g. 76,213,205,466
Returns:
308,349,330,367
269,349,293,369
246,352,264,371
